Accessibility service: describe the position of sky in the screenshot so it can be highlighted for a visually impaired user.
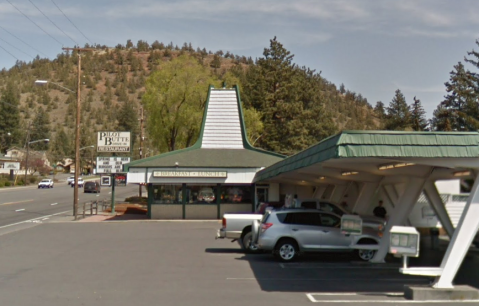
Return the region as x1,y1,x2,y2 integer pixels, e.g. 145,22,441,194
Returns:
1,0,479,120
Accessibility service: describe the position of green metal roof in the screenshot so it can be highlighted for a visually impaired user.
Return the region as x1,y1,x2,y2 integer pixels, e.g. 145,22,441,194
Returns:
125,85,284,171
125,148,283,169
254,130,479,182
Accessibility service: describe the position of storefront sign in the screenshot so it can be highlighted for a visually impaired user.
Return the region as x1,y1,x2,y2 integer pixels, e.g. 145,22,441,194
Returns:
96,157,131,173
115,173,127,186
153,171,227,178
97,131,131,152
3,162,20,170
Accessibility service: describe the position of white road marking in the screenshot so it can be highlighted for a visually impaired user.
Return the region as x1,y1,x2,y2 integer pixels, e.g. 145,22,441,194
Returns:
15,208,25,212
306,292,479,303
0,210,70,229
226,278,427,282
0,199,34,206
50,203,58,206
41,218,49,221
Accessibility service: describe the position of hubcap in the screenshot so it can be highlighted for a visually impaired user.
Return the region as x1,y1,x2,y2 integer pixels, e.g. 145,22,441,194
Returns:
279,244,295,260
359,250,375,261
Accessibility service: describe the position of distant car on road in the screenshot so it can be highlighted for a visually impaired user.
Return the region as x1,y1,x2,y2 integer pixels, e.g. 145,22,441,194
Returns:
67,176,75,185
38,179,54,189
71,178,84,188
84,181,100,193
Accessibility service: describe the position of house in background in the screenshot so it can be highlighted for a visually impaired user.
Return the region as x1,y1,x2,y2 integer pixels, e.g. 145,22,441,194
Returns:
5,147,51,174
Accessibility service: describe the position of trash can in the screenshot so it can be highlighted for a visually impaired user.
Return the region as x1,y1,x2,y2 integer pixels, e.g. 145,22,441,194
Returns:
430,227,440,250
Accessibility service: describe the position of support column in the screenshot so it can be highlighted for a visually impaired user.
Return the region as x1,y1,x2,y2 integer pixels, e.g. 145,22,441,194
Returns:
371,176,427,263
424,181,454,238
352,182,380,215
433,172,479,288
313,185,327,199
330,184,347,203
383,184,399,208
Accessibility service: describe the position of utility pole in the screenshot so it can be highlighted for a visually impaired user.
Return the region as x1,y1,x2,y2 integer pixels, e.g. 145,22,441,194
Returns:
62,47,94,220
139,106,144,197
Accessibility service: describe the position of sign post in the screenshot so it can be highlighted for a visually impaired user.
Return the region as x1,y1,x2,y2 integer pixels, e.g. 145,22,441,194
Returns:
96,131,131,215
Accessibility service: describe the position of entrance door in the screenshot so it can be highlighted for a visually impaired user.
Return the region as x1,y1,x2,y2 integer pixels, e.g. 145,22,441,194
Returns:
256,187,269,211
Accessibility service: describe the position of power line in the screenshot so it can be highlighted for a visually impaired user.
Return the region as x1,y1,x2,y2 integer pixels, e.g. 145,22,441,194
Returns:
5,0,64,46
0,24,48,57
0,43,20,61
51,0,92,44
27,0,78,46
0,37,34,59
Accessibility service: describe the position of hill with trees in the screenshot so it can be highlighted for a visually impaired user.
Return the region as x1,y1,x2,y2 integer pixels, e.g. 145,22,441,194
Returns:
5,36,474,165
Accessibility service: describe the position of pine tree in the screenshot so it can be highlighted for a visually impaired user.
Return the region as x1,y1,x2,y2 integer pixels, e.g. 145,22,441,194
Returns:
385,89,411,130
0,81,21,151
29,106,51,151
438,62,479,131
116,100,139,151
410,97,428,131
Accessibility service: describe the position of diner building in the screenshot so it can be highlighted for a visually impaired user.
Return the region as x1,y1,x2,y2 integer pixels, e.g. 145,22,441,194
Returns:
125,85,284,219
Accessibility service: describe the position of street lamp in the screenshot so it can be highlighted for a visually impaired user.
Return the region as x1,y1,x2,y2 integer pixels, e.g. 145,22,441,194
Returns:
36,77,81,219
24,138,49,185
80,145,95,175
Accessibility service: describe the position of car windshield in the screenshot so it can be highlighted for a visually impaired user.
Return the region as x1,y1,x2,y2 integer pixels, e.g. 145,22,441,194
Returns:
41,180,49,183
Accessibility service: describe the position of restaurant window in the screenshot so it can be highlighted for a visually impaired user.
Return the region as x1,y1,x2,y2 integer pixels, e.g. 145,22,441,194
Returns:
185,185,218,204
153,185,183,204
219,185,252,204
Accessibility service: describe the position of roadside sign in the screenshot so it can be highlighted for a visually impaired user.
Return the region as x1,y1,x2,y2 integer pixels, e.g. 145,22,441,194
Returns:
100,175,111,186
3,162,20,170
96,157,130,174
97,131,131,153
115,173,127,186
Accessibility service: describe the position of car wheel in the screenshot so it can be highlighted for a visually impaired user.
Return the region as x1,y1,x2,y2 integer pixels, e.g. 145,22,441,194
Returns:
242,232,260,254
274,239,299,262
356,249,376,261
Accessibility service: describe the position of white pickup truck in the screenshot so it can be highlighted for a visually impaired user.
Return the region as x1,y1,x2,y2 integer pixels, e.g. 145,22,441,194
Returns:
216,199,385,253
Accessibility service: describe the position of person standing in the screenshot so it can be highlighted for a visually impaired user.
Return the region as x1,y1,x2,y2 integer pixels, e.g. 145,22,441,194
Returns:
373,200,387,218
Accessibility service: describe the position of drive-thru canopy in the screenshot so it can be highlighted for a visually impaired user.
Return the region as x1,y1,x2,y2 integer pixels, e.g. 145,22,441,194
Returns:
254,130,479,289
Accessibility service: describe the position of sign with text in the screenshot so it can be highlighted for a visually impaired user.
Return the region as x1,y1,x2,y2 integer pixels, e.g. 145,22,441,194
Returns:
152,171,227,178
96,157,130,174
97,131,131,152
101,175,111,186
3,162,20,170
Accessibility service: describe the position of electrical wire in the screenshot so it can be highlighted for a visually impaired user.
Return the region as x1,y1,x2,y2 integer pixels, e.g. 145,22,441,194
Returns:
0,24,48,57
5,0,64,46
0,43,20,61
50,0,92,44
0,37,34,59
27,0,78,46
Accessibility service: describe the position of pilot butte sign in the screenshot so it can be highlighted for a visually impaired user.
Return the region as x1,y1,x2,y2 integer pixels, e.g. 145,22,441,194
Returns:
97,131,131,152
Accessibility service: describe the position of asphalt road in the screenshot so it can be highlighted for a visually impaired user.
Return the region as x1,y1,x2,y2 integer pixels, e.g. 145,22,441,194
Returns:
0,221,477,306
0,178,140,227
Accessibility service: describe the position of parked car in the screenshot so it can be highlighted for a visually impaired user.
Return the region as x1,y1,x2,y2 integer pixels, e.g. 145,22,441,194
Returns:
38,179,54,189
71,178,84,188
67,176,75,185
84,181,100,193
216,213,264,253
252,208,381,262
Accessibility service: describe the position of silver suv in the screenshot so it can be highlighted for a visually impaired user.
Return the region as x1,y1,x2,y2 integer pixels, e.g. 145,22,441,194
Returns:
253,208,380,262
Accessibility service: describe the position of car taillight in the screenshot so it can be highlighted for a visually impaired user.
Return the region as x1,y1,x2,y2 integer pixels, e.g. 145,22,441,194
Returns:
222,218,226,228
261,223,273,233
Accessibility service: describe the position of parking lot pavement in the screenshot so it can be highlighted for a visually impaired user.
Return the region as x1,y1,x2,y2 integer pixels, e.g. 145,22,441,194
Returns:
0,221,477,306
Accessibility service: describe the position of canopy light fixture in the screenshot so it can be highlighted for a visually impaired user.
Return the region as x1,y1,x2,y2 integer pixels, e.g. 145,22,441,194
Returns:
378,162,415,170
453,171,471,177
341,171,358,176
318,176,325,180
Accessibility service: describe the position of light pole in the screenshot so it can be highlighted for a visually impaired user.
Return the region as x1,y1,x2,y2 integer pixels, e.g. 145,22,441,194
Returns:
24,138,49,185
35,78,81,219
80,145,95,175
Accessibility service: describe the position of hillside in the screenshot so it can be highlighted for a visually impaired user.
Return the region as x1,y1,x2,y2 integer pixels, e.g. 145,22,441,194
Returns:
0,39,381,162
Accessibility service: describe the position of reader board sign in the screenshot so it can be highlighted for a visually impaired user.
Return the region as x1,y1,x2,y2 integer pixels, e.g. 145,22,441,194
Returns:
3,162,20,170
96,157,130,174
97,131,131,152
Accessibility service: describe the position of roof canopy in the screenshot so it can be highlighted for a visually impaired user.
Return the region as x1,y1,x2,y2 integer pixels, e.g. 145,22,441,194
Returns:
254,130,479,185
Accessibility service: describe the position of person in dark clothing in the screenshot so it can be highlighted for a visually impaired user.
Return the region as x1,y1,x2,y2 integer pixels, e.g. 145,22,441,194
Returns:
373,200,387,218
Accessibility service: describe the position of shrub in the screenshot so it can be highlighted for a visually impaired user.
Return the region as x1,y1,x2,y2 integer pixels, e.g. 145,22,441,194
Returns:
0,182,5,188
4,181,11,187
29,177,37,184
